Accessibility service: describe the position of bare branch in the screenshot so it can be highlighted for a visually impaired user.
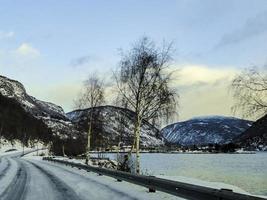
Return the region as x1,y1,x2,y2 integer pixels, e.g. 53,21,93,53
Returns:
114,36,178,126
73,73,105,110
230,67,267,119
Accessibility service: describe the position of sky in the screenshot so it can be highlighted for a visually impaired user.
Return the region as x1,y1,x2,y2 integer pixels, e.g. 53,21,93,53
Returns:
1,0,267,122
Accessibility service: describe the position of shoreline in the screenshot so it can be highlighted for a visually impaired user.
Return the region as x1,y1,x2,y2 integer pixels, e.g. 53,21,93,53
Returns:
89,151,257,154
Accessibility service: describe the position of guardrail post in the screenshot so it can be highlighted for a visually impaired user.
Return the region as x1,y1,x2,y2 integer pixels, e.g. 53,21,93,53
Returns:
148,187,156,193
148,176,156,193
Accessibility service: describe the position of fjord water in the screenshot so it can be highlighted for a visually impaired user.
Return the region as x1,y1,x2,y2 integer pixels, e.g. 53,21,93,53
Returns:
103,152,267,196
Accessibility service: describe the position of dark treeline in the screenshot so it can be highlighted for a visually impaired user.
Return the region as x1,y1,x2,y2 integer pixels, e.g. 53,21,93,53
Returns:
165,142,240,153
0,95,52,147
0,94,85,156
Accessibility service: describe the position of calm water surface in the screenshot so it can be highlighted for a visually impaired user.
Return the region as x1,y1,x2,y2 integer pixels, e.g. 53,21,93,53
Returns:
99,152,267,195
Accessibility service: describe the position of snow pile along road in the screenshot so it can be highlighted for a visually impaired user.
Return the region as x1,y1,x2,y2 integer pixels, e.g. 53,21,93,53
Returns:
0,150,182,200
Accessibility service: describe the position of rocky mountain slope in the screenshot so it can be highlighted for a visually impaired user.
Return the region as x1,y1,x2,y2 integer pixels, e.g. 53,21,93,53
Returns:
0,75,80,140
0,75,84,155
67,106,164,148
235,114,267,151
0,75,163,154
161,116,252,146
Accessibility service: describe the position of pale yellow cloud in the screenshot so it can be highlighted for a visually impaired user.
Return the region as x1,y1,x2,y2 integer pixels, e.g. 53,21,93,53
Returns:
171,65,238,86
169,65,241,121
179,83,235,121
26,65,244,123
28,82,82,112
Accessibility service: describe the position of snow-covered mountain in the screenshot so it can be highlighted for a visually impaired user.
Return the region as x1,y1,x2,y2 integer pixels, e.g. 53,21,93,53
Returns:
0,75,80,140
235,114,267,151
161,116,252,146
0,75,163,153
67,106,164,147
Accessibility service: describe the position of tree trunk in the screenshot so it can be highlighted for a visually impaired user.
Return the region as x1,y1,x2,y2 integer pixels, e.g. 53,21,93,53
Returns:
62,144,66,157
135,114,142,174
22,132,26,155
86,120,92,165
48,142,52,156
0,123,2,149
36,142,39,156
22,140,25,155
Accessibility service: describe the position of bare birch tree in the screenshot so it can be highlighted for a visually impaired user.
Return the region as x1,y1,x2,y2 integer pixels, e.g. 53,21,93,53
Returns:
114,37,178,174
231,67,267,119
74,74,105,164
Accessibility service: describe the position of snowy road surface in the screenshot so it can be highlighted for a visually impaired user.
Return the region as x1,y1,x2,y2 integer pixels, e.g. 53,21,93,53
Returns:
0,152,182,200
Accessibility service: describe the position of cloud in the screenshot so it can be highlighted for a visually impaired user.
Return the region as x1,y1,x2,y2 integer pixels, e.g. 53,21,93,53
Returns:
0,43,41,69
70,55,91,67
27,64,244,122
171,65,238,87
15,43,40,58
0,31,14,39
215,10,267,49
179,82,236,121
169,65,240,121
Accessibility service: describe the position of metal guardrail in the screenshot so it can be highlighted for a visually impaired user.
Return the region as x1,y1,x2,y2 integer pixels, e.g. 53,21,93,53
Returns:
43,157,266,200
20,148,47,157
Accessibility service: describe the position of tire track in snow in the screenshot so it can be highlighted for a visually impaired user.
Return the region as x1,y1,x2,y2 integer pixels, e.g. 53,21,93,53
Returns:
37,159,139,200
26,160,82,200
0,159,28,200
0,158,11,180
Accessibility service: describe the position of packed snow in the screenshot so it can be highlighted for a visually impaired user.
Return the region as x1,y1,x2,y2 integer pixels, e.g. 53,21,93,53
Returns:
0,150,182,200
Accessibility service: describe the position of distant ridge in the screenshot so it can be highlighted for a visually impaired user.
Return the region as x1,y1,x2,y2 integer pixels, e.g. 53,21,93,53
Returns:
67,105,164,148
161,116,252,146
